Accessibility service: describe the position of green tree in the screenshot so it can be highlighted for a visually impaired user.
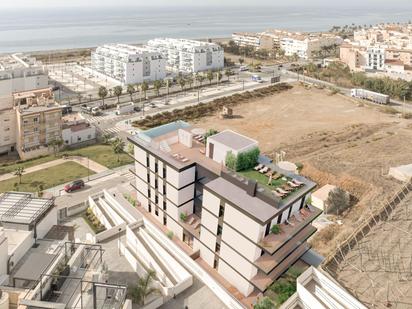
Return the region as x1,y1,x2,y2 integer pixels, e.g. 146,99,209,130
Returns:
224,68,234,81
130,270,160,306
239,58,245,65
186,76,194,90
178,78,186,92
98,86,108,107
254,297,275,309
14,167,25,184
111,137,125,163
102,133,112,144
127,84,135,101
49,138,63,156
113,86,123,103
206,70,214,85
326,187,350,215
140,81,149,101
153,80,163,97
196,73,205,88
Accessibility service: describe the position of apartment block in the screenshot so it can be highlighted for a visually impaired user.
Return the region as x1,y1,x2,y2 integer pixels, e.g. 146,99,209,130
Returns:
128,121,321,297
91,44,166,85
0,102,16,155
365,47,386,71
0,54,48,97
147,38,224,73
232,32,262,49
13,88,62,160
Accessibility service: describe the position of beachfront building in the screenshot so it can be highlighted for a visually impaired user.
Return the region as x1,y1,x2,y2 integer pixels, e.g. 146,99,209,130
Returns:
13,87,62,160
280,266,367,309
128,121,321,298
147,38,224,73
232,32,262,49
91,44,166,85
0,54,48,97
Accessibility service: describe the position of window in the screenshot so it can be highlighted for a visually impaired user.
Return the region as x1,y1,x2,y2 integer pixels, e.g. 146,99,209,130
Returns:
155,179,158,189
163,216,167,225
148,203,152,212
213,259,219,269
155,195,158,204
215,243,220,252
146,156,149,167
163,185,166,194
163,201,167,210
33,118,38,122
147,173,150,182
163,167,166,178
155,207,159,216
4,128,10,132
217,225,222,236
148,189,151,198
219,205,225,217
155,163,158,173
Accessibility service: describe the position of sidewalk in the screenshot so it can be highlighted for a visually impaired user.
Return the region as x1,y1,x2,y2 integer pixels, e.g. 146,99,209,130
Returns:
0,156,108,182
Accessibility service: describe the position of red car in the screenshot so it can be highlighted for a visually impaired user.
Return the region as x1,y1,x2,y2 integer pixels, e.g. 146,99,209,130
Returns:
64,180,85,192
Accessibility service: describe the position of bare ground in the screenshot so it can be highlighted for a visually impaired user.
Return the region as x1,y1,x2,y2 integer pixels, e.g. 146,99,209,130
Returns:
193,84,412,256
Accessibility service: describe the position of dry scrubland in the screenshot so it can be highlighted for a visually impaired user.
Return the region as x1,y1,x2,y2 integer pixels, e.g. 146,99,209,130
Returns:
193,84,412,256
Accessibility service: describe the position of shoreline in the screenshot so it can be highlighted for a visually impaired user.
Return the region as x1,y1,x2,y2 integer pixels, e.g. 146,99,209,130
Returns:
7,37,231,62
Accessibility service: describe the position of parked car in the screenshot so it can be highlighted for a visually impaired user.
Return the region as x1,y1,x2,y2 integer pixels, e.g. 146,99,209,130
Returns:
64,180,85,192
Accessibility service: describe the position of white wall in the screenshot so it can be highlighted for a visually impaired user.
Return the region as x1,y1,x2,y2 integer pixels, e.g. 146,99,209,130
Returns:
36,207,57,239
62,126,96,146
219,242,258,280
134,145,147,166
202,190,221,216
221,224,261,263
0,231,8,276
218,259,255,297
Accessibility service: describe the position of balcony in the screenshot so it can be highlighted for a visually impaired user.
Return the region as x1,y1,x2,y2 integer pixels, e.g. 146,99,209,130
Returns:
254,224,316,273
258,206,322,255
251,243,309,292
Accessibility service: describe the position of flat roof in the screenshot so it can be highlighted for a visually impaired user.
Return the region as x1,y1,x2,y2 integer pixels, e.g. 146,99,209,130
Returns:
13,252,56,282
205,177,278,223
0,192,54,225
208,130,258,151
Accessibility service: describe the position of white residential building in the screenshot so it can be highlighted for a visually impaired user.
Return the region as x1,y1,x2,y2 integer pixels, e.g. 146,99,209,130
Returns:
0,54,48,97
365,47,386,71
232,32,261,48
280,266,367,309
91,44,166,85
147,38,224,73
62,119,96,146
128,121,321,298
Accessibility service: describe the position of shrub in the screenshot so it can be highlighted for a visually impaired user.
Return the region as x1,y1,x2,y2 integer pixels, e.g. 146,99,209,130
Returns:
254,297,275,309
295,162,304,171
180,212,188,222
271,224,281,234
166,231,174,239
326,187,350,215
225,147,260,172
225,151,237,171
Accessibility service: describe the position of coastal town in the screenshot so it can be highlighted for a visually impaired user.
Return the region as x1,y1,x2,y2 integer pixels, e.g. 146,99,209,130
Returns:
0,11,412,309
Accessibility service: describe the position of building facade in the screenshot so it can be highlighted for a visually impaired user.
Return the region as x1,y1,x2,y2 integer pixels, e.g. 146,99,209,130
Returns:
0,54,48,97
13,88,62,160
129,121,321,297
91,44,166,85
62,119,96,146
365,47,386,71
147,38,224,73
232,32,262,49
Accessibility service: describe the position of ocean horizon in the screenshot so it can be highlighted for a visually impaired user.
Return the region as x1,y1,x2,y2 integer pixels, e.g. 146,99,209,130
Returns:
1,5,412,54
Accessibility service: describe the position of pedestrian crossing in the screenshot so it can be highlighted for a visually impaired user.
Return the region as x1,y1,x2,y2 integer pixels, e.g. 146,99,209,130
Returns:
122,171,135,181
101,126,123,135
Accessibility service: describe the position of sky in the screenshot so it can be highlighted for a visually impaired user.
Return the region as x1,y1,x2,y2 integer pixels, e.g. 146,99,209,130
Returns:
1,0,411,8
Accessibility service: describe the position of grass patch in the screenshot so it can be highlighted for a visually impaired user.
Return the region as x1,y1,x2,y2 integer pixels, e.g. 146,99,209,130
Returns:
82,208,106,234
0,161,94,192
0,155,58,176
238,169,287,189
62,144,133,169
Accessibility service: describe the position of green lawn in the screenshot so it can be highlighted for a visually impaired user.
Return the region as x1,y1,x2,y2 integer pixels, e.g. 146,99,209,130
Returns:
62,144,134,169
0,144,134,176
238,169,287,189
0,161,94,193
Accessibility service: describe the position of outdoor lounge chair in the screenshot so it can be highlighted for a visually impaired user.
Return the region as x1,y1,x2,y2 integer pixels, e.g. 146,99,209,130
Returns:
259,166,270,174
181,157,189,163
283,184,295,191
254,164,264,171
287,181,300,188
276,188,289,195
272,173,282,180
272,190,285,198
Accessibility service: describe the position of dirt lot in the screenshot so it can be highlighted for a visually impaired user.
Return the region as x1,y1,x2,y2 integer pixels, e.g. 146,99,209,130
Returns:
193,84,412,256
333,192,412,308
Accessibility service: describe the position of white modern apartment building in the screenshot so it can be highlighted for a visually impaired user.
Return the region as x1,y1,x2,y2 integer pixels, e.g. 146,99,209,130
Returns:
365,47,386,71
147,38,224,73
0,54,48,97
232,32,261,49
280,266,367,309
91,44,166,85
129,121,321,298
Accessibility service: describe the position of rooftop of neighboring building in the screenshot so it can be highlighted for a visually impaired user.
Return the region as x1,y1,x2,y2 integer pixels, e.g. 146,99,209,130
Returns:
0,53,43,72
208,130,258,152
0,192,54,225
62,120,92,132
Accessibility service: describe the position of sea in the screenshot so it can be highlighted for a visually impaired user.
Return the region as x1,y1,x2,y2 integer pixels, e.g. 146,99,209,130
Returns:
0,5,412,54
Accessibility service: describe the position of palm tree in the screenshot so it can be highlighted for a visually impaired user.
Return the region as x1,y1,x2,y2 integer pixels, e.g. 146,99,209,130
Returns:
127,84,135,102
102,133,112,144
239,58,245,66
140,81,149,101
216,71,223,85
130,270,160,306
153,80,163,97
196,73,205,88
14,167,25,185
178,78,186,92
224,68,233,81
113,86,123,104
111,137,125,163
206,70,214,85
98,86,108,107
49,138,63,156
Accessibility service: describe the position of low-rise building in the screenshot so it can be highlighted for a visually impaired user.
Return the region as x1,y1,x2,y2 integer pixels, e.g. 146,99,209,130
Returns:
232,32,262,49
13,87,62,160
147,38,224,73
128,121,321,297
62,119,96,146
91,44,166,85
